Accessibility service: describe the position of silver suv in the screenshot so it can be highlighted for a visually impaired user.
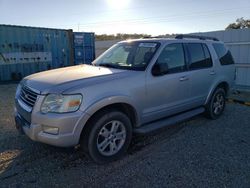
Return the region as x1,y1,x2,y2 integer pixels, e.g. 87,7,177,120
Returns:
15,35,235,163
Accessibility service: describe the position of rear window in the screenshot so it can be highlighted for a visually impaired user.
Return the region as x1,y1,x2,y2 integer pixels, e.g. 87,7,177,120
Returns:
212,43,234,65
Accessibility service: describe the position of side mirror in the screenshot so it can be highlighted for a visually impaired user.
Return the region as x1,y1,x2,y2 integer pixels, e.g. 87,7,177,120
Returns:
152,63,169,76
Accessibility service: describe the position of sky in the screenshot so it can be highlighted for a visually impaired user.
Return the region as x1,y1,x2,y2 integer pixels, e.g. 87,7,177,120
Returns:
0,0,250,35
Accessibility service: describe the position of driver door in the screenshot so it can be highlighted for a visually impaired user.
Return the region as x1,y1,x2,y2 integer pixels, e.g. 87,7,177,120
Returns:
142,43,192,123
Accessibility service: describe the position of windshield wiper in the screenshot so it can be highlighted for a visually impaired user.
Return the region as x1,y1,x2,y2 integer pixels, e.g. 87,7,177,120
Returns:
98,63,119,69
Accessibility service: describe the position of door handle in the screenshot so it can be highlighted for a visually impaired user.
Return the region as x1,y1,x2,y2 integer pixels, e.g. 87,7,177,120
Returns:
179,76,189,81
210,71,216,75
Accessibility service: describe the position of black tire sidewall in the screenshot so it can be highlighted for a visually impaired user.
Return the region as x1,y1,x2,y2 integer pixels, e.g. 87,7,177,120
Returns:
207,88,226,119
87,111,132,163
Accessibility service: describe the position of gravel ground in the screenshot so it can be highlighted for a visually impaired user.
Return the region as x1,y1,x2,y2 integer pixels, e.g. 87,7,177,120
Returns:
0,84,250,188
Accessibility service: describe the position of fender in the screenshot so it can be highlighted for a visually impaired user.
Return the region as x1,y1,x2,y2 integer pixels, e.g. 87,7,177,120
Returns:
205,78,230,105
84,95,140,118
73,95,141,143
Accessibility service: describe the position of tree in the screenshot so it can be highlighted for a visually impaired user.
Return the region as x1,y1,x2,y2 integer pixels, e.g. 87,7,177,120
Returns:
226,17,250,29
95,33,152,41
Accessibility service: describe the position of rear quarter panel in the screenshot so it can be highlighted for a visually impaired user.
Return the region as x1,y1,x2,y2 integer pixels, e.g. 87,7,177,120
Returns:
205,43,235,103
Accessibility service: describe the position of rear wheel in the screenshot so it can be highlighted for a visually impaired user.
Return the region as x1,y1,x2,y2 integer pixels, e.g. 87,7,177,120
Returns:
205,87,226,119
80,110,132,163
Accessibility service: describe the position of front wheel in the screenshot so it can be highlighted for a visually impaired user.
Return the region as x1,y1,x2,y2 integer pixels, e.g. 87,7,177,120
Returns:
80,111,132,163
205,88,226,119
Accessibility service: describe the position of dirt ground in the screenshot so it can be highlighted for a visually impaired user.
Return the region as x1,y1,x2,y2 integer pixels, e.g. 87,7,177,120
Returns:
1,84,250,188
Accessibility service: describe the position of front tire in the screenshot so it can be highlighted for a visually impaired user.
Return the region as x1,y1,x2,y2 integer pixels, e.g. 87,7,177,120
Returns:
80,110,132,163
205,87,226,119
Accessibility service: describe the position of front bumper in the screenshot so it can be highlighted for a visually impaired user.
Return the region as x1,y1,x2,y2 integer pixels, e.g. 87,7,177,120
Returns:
15,97,90,147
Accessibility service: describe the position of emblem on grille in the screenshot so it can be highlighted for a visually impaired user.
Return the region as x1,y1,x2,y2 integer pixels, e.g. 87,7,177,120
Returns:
25,94,29,99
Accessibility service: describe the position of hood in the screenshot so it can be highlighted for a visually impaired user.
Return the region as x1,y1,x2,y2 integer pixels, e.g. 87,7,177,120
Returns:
23,64,127,94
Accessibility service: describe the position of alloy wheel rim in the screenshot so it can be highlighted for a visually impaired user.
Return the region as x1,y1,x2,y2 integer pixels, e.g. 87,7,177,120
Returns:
213,93,225,115
97,120,126,156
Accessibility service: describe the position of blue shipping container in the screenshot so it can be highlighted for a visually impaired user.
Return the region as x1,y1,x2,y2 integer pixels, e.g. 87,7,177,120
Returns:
73,32,95,65
0,25,95,81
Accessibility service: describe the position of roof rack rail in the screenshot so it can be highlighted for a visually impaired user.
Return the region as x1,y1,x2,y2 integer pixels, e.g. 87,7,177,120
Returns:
175,34,219,41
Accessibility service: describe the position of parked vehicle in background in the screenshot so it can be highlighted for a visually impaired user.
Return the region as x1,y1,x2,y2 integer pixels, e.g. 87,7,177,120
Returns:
14,35,235,163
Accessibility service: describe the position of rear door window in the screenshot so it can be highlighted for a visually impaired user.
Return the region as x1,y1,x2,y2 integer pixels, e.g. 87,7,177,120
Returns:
202,44,213,67
212,43,234,65
187,43,213,70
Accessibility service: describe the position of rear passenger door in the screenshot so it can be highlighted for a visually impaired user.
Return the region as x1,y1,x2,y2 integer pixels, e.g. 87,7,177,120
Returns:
185,43,215,105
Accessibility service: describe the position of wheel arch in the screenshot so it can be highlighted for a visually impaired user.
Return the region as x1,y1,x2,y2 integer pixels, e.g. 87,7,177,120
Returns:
205,81,230,105
86,102,139,127
77,97,140,144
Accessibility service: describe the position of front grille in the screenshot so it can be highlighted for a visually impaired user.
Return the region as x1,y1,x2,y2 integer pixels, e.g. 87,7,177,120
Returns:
19,85,39,108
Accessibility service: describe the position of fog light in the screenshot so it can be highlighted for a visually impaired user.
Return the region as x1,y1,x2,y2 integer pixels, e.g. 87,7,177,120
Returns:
42,125,59,135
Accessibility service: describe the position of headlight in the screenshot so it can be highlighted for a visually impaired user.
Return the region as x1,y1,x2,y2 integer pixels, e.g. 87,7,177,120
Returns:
41,94,82,114
15,84,22,98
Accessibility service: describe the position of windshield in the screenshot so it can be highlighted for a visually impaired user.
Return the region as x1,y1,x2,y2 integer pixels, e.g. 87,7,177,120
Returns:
93,41,160,71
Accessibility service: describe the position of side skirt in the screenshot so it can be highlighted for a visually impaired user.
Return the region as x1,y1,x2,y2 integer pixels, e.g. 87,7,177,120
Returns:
133,107,205,134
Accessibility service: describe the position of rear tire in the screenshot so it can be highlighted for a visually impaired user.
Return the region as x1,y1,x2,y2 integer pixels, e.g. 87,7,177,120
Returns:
80,110,132,164
205,87,226,119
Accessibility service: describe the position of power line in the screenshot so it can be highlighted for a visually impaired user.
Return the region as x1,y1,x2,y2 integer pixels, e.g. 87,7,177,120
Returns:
76,7,250,27
69,0,196,16
11,5,248,29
